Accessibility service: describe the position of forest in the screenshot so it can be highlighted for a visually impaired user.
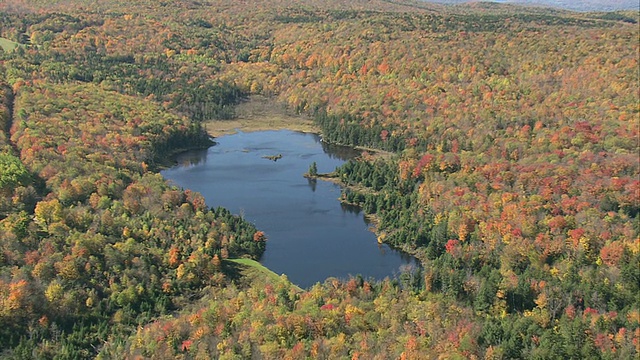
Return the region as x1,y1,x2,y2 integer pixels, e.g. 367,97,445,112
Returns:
0,0,638,358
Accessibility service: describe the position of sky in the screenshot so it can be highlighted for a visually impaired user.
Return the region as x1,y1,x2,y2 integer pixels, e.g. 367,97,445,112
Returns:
424,0,639,11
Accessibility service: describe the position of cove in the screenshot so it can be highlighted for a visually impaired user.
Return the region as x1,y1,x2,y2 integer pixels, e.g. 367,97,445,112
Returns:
161,130,419,288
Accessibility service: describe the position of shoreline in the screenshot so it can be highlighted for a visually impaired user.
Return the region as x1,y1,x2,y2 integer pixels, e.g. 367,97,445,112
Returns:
204,95,319,138
204,119,319,138
309,172,425,264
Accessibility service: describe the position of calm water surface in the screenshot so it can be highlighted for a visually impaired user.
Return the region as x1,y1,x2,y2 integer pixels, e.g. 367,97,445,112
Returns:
161,130,418,288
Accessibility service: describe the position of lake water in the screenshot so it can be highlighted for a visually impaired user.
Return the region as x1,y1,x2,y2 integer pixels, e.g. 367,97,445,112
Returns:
161,130,419,288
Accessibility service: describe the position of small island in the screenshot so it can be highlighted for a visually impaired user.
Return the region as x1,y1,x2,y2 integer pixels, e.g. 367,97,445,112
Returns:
303,161,340,181
305,161,318,177
262,153,282,161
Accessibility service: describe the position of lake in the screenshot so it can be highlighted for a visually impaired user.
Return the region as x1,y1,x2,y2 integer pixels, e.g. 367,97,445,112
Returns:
161,130,419,288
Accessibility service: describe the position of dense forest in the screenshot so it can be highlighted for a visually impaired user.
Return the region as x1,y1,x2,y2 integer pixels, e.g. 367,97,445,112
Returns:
0,0,638,358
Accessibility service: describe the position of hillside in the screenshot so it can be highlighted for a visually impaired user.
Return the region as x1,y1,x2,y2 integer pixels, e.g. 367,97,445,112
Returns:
0,0,637,358
427,0,639,12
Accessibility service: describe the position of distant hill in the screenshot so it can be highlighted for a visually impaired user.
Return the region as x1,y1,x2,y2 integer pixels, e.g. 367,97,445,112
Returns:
424,0,639,11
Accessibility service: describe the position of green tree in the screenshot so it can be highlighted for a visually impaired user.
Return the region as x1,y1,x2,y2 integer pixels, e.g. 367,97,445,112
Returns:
0,153,30,192
308,161,318,177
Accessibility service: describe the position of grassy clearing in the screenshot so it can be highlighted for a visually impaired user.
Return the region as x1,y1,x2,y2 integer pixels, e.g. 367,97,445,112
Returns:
205,95,395,160
0,37,20,52
227,258,303,291
205,95,318,137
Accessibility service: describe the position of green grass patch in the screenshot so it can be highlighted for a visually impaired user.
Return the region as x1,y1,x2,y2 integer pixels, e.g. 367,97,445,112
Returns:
227,258,303,291
0,38,20,52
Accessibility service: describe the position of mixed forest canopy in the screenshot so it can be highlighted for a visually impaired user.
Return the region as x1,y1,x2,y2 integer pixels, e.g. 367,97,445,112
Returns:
0,0,638,358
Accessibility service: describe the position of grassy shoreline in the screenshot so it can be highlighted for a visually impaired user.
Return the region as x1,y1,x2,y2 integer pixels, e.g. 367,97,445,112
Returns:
204,95,318,137
227,258,303,292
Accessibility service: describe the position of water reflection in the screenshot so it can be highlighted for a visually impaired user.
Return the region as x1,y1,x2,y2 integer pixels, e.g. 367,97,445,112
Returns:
306,177,317,192
174,148,208,167
320,140,361,161
340,202,361,215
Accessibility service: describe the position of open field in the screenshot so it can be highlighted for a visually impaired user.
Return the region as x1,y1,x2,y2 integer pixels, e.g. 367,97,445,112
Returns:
227,258,303,291
0,37,19,52
204,95,318,137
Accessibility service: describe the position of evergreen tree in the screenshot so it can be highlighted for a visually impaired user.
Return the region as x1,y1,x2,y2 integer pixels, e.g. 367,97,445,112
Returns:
308,161,318,177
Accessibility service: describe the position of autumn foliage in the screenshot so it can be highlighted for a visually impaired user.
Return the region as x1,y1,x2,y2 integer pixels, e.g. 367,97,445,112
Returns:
0,0,637,358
